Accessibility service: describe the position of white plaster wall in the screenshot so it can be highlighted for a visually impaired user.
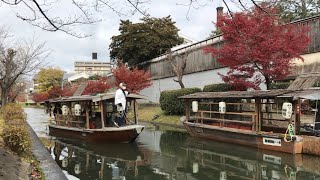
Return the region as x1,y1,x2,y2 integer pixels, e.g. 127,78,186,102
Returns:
295,52,320,65
140,67,229,102
140,52,320,103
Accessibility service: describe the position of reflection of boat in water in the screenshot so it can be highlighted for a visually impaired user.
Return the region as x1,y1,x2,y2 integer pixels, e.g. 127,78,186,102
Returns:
49,127,320,180
180,137,320,180
51,139,151,179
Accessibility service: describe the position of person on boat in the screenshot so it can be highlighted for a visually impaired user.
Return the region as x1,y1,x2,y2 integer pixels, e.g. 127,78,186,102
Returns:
114,82,128,127
53,104,62,119
89,112,97,129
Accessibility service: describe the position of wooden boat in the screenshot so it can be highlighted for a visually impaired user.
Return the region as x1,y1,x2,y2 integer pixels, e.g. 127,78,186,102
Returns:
179,89,310,154
45,93,145,143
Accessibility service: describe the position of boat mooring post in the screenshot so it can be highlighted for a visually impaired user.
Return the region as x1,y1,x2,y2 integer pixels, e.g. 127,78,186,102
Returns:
100,101,105,128
86,104,90,129
294,98,301,135
185,99,190,122
134,100,137,124
86,153,90,171
255,98,261,132
99,157,105,180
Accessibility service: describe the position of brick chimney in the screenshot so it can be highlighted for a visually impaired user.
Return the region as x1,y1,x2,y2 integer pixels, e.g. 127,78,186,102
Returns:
216,6,223,25
92,52,97,60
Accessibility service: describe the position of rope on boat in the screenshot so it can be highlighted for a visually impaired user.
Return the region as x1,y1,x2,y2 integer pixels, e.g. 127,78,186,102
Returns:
284,124,295,142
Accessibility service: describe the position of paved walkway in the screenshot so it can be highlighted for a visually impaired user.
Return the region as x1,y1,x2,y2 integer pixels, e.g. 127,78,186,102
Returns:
27,124,68,180
0,148,30,180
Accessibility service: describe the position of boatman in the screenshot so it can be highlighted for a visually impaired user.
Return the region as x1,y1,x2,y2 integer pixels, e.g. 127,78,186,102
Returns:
114,82,128,127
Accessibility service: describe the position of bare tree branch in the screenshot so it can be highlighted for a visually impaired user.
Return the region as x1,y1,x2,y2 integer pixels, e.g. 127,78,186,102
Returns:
95,0,128,16
126,0,149,16
0,27,49,105
167,48,194,89
176,0,207,20
1,0,271,38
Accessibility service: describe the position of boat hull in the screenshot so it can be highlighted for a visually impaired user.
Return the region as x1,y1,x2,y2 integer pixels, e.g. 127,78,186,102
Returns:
183,122,303,154
49,125,144,143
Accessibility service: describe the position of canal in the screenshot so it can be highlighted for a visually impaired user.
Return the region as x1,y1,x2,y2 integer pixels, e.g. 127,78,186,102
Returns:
25,108,320,180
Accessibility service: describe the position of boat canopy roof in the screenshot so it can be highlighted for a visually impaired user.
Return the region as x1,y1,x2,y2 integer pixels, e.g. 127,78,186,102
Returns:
92,93,146,102
48,95,92,103
48,92,146,103
180,89,320,100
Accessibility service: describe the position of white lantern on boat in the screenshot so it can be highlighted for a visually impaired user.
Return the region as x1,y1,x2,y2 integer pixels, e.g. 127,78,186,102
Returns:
192,101,198,112
192,162,199,173
282,102,293,119
220,171,227,180
74,104,81,116
74,163,81,175
219,102,226,114
62,158,68,167
61,105,69,115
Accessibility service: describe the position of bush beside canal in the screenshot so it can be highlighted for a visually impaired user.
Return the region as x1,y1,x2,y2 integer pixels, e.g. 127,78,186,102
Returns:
0,103,45,179
203,83,232,92
160,88,201,115
1,103,30,155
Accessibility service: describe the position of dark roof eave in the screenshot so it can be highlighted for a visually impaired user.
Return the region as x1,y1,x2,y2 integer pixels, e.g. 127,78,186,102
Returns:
179,90,294,99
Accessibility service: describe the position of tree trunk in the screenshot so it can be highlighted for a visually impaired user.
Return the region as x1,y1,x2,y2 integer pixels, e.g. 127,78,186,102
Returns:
265,76,271,90
301,0,307,18
1,88,8,106
178,79,185,89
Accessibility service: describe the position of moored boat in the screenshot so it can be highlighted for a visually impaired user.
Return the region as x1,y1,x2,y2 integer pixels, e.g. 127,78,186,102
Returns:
180,89,306,154
180,73,320,155
45,93,145,143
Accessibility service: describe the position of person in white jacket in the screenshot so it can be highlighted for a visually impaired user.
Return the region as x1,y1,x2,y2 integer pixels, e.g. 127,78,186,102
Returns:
114,82,128,126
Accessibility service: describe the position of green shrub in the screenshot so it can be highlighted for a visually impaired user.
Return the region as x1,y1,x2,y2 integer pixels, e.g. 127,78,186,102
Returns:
160,88,201,115
203,83,232,92
1,103,26,124
2,125,31,155
270,82,291,90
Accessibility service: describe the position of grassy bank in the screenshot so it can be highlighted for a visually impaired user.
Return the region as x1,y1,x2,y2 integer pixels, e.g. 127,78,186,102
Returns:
19,103,44,109
0,116,4,146
135,103,183,127
0,104,45,180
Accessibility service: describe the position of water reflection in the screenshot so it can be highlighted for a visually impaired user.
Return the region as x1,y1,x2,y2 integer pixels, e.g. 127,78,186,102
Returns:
25,108,320,180
46,131,320,180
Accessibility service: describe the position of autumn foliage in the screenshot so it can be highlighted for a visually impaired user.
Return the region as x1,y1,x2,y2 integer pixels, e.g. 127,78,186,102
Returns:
32,78,111,102
32,93,49,102
112,62,152,92
205,5,309,90
82,78,111,95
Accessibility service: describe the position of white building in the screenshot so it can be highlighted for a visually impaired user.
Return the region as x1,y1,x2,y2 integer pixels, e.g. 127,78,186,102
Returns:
74,53,112,75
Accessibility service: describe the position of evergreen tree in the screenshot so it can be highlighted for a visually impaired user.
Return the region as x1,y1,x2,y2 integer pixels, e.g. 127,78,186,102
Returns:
109,16,184,66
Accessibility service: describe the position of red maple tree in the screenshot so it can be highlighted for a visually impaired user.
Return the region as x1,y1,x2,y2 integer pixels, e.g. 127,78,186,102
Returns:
112,62,152,92
47,86,63,99
61,85,78,97
32,93,49,102
82,78,111,95
205,6,309,90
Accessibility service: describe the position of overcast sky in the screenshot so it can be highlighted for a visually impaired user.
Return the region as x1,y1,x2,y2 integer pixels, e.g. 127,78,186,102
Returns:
0,0,243,73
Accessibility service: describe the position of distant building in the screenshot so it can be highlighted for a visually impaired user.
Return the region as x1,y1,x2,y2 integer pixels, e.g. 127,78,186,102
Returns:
74,53,112,75
31,74,39,93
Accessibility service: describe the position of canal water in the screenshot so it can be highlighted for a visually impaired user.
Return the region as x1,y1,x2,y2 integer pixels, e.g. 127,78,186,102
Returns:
25,108,320,180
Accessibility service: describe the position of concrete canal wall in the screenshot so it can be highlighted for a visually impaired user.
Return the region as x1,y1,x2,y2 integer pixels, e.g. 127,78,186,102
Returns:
302,135,320,156
27,124,68,180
